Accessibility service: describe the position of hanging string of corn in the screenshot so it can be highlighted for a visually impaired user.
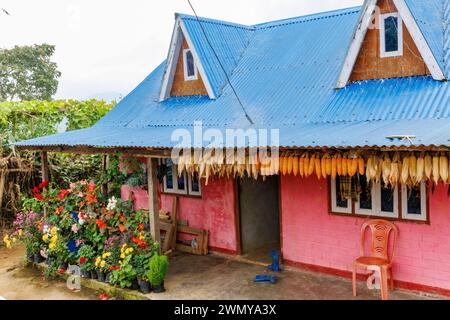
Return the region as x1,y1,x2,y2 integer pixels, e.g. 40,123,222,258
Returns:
174,150,450,187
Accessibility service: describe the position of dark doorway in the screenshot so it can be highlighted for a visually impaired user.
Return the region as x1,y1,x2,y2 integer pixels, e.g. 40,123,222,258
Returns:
238,176,280,262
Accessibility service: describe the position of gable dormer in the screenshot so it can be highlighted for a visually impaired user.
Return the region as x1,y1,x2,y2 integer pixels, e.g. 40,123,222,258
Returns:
160,15,215,101
170,38,208,97
337,0,446,88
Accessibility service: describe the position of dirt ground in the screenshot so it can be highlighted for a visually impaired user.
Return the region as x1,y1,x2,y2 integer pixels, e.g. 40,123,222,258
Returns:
0,246,444,300
0,245,98,300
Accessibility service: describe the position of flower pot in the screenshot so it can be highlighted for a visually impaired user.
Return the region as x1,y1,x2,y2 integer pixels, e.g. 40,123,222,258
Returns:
33,253,44,264
90,270,97,279
59,262,68,270
81,269,91,278
131,279,139,290
152,281,165,293
104,272,112,283
26,251,34,262
96,270,106,282
138,280,151,294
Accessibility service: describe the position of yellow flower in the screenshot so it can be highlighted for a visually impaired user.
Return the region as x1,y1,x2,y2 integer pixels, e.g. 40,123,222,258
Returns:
106,252,111,257
120,253,125,259
50,226,58,235
95,260,99,267
139,235,144,240
119,260,122,265
128,247,134,253
125,248,131,254
51,235,58,243
49,243,56,250
42,234,49,242
18,229,23,237
100,260,106,268
102,253,107,259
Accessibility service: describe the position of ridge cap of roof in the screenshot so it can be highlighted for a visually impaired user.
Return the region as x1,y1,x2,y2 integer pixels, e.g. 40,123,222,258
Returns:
253,6,362,29
175,13,256,31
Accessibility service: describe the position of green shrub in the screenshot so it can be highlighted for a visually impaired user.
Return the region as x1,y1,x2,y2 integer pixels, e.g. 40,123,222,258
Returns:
147,254,168,286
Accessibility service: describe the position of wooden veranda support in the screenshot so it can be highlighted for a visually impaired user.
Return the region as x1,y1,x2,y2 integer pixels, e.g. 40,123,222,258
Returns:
147,158,160,243
41,151,49,182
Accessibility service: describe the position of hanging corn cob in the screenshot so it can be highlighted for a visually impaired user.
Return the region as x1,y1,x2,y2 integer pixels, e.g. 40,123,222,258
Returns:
287,155,294,175
409,154,417,184
440,154,448,184
432,155,440,185
321,155,327,179
390,152,400,186
416,154,424,185
331,155,337,180
342,155,348,176
424,154,432,181
292,155,299,176
299,155,305,178
400,156,410,186
382,154,391,186
336,154,343,176
315,154,322,180
358,157,365,176
347,156,358,177
307,154,315,177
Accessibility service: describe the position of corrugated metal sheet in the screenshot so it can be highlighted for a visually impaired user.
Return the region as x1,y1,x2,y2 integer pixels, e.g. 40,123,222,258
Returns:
444,0,450,78
15,4,450,150
405,0,446,73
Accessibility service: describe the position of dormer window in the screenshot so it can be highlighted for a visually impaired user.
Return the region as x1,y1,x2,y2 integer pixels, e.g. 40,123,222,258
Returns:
380,13,403,58
183,49,197,81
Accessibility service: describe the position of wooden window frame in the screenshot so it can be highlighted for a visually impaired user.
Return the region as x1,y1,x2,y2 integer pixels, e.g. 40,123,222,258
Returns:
183,48,198,81
161,159,202,198
329,178,429,224
401,183,428,222
380,12,403,58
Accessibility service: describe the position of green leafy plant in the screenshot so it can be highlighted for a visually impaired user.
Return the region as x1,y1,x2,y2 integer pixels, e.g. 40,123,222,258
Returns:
110,254,137,288
147,254,168,286
77,244,96,272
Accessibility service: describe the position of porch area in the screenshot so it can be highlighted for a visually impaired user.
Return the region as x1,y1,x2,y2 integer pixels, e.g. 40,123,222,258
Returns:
146,251,438,300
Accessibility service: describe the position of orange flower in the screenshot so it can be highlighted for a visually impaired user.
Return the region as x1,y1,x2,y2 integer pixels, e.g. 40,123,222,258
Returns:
119,215,126,222
118,224,127,233
56,206,64,214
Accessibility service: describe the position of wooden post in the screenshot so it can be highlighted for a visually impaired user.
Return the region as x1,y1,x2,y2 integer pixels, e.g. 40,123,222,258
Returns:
147,158,160,243
41,151,49,182
101,154,109,197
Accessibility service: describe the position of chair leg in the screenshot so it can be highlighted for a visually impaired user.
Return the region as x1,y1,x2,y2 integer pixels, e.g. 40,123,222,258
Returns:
380,266,389,300
352,264,357,297
389,268,394,291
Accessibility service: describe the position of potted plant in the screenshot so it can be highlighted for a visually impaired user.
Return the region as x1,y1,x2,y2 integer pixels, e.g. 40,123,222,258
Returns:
135,252,151,293
110,250,137,289
94,255,107,282
147,254,168,293
77,244,95,278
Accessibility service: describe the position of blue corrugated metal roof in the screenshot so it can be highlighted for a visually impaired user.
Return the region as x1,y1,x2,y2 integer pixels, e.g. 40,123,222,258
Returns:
16,3,450,150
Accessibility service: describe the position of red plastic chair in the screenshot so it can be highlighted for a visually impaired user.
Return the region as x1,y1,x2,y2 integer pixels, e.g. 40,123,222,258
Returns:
352,219,398,300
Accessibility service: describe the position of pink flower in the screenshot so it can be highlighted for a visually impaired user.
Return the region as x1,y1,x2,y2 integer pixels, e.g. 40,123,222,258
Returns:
71,224,79,233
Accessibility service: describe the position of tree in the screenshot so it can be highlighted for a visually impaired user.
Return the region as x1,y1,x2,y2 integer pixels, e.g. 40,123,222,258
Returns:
0,44,61,101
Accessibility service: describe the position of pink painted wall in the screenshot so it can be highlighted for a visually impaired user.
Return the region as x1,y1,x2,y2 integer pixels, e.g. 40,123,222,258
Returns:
121,177,238,254
281,175,450,291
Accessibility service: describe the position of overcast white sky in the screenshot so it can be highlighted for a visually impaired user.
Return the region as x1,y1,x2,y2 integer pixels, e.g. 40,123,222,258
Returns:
0,0,363,100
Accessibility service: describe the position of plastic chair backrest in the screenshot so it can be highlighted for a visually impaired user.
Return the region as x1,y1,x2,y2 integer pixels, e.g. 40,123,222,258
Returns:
360,219,398,262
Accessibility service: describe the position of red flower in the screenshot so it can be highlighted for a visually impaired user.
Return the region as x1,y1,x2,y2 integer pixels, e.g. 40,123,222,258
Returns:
56,206,64,214
138,224,144,231
96,219,106,229
116,266,121,270
119,215,126,222
86,193,97,205
87,181,95,192
99,293,108,300
132,237,146,249
38,180,49,189
58,267,65,274
58,189,69,200
109,265,115,271
118,224,127,233
79,257,86,265
34,193,43,201
32,186,38,193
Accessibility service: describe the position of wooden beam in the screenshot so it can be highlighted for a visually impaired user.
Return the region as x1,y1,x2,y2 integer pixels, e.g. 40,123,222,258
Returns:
41,151,49,182
147,157,160,243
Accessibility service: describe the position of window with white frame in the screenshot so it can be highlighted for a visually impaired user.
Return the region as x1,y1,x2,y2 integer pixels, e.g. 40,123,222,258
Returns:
330,177,427,222
162,159,201,196
330,176,352,214
401,183,427,222
380,12,403,58
183,49,197,81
